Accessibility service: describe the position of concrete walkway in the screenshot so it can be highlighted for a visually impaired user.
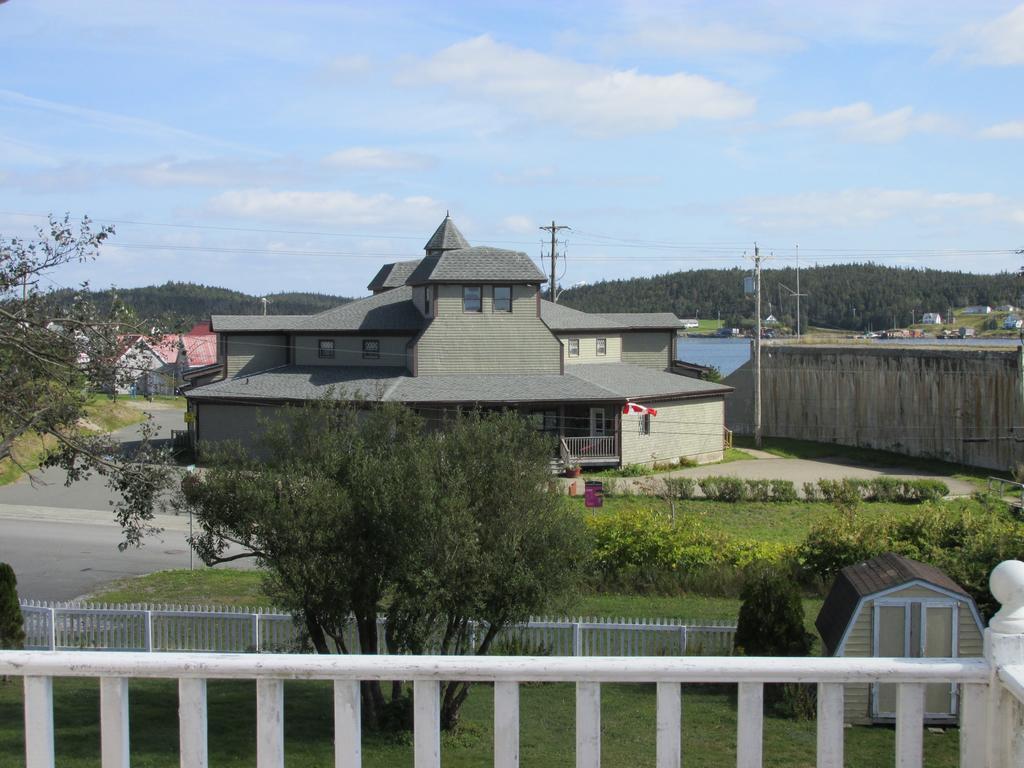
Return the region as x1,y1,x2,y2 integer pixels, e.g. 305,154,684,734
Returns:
560,455,978,497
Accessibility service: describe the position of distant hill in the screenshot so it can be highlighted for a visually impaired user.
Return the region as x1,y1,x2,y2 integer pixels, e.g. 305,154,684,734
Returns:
46,281,353,332
558,264,1019,332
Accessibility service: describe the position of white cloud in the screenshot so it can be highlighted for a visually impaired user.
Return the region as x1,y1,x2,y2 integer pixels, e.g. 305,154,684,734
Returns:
950,3,1024,65
500,215,535,234
399,35,754,137
980,120,1024,139
736,188,1002,230
322,54,372,78
626,19,802,56
783,102,952,142
205,188,443,227
322,147,435,171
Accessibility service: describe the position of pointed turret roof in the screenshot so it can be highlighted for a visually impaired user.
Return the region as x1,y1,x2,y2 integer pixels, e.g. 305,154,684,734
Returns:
424,213,469,253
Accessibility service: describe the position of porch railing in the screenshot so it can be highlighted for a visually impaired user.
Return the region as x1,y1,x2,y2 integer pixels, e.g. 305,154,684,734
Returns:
4,559,1024,767
560,435,617,464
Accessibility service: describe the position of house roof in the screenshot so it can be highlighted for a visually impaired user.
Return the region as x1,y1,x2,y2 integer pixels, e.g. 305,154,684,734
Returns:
424,214,470,253
211,287,425,334
815,553,973,656
182,333,218,367
186,361,731,405
406,246,546,285
367,259,422,292
540,301,684,331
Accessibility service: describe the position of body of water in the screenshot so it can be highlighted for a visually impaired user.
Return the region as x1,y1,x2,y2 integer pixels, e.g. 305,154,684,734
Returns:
675,336,1022,378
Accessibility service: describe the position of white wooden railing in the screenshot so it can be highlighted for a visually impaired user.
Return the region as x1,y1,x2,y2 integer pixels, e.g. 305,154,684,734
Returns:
3,559,1024,768
561,435,617,464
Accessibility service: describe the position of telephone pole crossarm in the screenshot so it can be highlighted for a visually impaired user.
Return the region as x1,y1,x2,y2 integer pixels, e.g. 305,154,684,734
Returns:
540,220,570,302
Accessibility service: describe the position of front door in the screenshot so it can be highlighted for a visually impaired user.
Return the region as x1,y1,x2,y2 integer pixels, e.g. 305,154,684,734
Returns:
589,407,607,437
872,600,957,719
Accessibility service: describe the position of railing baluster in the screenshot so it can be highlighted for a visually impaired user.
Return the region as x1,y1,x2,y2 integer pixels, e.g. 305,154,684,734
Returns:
576,681,601,768
179,678,208,768
100,678,130,768
333,680,361,768
24,676,54,768
736,682,763,768
256,679,284,768
413,680,440,768
816,683,843,768
958,682,986,768
895,683,924,768
494,681,519,768
656,681,681,768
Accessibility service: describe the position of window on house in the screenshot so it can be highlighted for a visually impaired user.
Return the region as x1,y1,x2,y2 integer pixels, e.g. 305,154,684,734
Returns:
318,339,335,359
424,286,432,317
596,337,607,355
463,286,482,312
568,338,580,357
641,414,652,435
493,285,512,312
362,339,380,359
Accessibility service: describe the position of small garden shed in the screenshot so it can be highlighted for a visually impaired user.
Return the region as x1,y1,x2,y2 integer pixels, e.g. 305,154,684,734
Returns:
815,552,984,725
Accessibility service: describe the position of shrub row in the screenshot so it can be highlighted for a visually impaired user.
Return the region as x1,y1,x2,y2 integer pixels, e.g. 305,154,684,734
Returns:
586,508,793,593
660,475,947,503
803,477,948,504
798,495,1021,617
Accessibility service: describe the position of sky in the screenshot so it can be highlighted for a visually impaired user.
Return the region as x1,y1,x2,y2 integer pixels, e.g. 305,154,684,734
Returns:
2,0,1024,299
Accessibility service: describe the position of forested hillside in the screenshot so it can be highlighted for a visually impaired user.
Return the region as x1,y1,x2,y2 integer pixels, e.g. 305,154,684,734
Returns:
560,264,1019,331
46,282,352,331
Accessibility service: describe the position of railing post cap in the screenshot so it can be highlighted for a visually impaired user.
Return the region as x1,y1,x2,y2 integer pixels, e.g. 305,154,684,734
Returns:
990,559,1024,634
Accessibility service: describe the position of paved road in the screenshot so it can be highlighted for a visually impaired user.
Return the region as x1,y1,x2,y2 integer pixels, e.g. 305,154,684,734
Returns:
0,402,248,601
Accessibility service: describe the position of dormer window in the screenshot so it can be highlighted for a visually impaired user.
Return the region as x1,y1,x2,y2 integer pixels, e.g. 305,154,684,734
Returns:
493,286,512,313
463,286,482,313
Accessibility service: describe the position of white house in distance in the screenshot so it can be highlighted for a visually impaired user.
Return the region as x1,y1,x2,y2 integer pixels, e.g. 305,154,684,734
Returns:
920,312,942,325
962,305,992,315
679,318,699,329
996,304,1016,312
1004,315,1023,330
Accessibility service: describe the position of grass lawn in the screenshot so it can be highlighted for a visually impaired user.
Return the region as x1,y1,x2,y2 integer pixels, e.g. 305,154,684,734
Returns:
0,395,146,486
0,676,959,767
88,569,274,608
575,495,941,545
732,435,995,485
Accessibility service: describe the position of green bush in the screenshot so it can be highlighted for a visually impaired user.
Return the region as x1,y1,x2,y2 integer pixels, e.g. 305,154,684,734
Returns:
586,509,794,594
817,479,864,507
905,479,949,502
735,569,813,657
865,477,901,503
699,476,746,502
663,477,696,500
746,479,773,502
802,481,822,502
798,498,1023,617
770,480,798,503
0,563,25,650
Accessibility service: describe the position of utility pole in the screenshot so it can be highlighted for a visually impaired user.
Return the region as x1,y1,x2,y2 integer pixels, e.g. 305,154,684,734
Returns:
540,220,570,302
795,244,801,338
753,244,763,448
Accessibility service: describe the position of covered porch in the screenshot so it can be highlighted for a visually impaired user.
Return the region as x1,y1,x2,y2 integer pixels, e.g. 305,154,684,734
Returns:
526,403,623,467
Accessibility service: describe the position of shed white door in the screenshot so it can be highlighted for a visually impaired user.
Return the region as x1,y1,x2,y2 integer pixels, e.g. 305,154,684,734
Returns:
872,600,957,719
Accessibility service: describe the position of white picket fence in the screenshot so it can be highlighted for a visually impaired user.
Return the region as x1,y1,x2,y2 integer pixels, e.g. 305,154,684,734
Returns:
19,599,737,656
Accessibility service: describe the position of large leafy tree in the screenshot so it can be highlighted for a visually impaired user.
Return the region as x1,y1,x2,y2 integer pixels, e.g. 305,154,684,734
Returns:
1,215,173,545
181,399,588,729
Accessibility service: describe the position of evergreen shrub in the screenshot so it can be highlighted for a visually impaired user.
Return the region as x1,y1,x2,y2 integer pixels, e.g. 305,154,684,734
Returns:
0,563,25,650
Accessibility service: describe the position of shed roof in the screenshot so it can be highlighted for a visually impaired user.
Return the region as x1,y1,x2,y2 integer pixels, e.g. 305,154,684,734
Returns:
815,553,973,656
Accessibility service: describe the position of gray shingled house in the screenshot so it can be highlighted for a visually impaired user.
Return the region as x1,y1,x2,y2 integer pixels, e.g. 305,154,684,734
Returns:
185,215,732,468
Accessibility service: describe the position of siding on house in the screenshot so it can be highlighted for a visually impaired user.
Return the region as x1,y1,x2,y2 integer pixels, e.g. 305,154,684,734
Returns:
293,335,412,368
559,334,622,364
620,331,673,370
619,398,724,466
225,334,287,378
194,402,289,455
415,284,561,375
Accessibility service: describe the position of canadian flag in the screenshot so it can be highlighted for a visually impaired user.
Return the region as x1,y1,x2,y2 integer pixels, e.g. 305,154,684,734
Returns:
622,401,657,416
